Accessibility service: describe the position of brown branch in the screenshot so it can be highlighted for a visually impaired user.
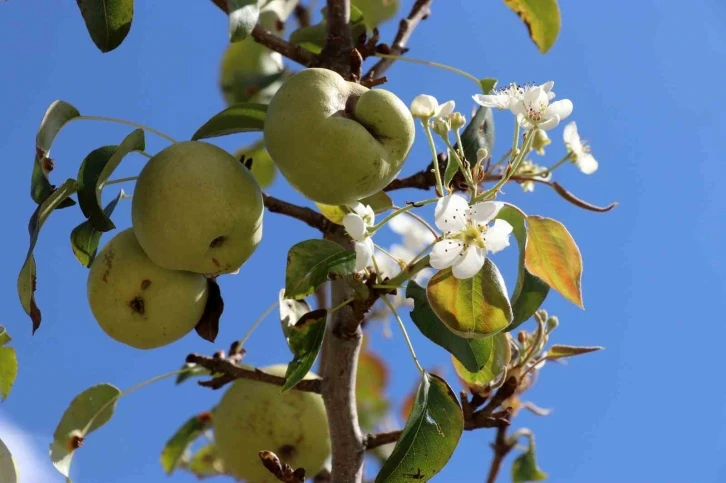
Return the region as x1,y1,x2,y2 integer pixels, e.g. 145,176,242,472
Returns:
363,0,433,81
186,353,322,393
293,4,311,28
317,0,353,75
263,193,331,232
207,0,316,66
486,426,515,483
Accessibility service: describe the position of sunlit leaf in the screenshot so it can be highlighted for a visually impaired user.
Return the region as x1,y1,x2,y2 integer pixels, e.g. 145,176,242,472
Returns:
0,326,11,346
495,205,549,331
546,344,603,360
0,437,19,483
512,434,548,482
316,191,393,225
191,103,267,140
76,0,134,52
283,309,327,391
32,100,80,205
407,281,496,373
18,179,77,332
504,0,561,53
235,141,277,188
376,373,463,482
451,333,510,392
50,384,121,481
284,239,355,300
426,261,512,338
0,347,18,402
70,190,124,267
161,411,214,474
525,215,583,308
228,0,260,42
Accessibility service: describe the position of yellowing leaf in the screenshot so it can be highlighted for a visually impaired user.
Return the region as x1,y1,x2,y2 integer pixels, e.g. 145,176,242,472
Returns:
426,261,513,338
504,0,561,53
316,191,393,225
451,333,510,392
525,216,583,308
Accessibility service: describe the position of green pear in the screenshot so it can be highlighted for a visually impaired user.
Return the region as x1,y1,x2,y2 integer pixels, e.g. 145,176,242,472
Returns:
214,364,331,482
264,68,415,205
131,141,264,275
87,228,208,349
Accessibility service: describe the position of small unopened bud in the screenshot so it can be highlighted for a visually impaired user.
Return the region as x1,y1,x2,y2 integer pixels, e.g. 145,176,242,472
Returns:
476,147,489,164
432,117,450,137
409,94,437,119
517,330,529,344
450,112,466,129
546,316,559,332
531,128,551,156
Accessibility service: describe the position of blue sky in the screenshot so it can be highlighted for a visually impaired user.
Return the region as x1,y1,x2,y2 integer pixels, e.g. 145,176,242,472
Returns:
1,1,725,482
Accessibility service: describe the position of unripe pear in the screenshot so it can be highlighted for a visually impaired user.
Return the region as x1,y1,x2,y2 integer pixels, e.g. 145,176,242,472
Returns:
214,364,331,482
264,68,415,205
131,141,264,275
87,228,208,349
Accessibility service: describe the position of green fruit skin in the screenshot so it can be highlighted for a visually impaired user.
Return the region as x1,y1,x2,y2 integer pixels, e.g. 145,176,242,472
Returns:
87,228,208,349
264,68,415,205
131,141,264,275
214,364,331,483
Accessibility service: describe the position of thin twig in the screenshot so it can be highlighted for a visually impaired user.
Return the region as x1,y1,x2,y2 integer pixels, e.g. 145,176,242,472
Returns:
362,0,433,81
186,353,322,393
486,426,515,483
263,193,331,232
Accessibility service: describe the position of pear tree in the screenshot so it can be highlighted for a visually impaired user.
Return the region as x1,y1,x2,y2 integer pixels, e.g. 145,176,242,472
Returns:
3,1,614,482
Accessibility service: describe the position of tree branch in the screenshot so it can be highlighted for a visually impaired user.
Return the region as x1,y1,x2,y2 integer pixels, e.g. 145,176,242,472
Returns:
317,0,353,76
207,0,317,66
486,426,515,483
322,227,365,483
363,0,433,81
263,193,331,232
186,353,322,393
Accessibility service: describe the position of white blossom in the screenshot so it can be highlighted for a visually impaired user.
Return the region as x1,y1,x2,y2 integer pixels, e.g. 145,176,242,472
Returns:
410,94,455,120
563,122,598,174
516,160,551,192
511,85,573,131
430,195,513,279
472,81,555,111
343,203,376,271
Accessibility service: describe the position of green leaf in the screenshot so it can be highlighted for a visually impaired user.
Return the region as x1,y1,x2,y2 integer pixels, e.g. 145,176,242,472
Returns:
525,215,583,308
512,434,548,483
76,0,134,53
32,100,81,206
283,309,327,391
451,333,510,391
192,103,267,140
279,289,312,344
352,0,399,28
479,77,498,94
70,190,124,267
406,281,493,373
284,239,356,300
18,179,78,333
504,0,561,53
76,131,143,232
546,344,603,360
235,140,277,188
0,347,18,401
175,364,211,385
459,103,495,169
228,0,260,42
375,373,463,482
50,383,121,481
161,411,214,474
443,147,459,187
426,260,513,339
0,326,11,346
183,444,225,478
495,205,549,331
0,437,19,483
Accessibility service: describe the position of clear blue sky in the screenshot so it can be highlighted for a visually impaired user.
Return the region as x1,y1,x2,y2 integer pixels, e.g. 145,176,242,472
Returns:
1,1,725,482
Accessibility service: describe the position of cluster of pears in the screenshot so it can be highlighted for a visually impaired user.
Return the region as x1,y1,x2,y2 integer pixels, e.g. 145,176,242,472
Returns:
213,364,331,482
87,141,264,349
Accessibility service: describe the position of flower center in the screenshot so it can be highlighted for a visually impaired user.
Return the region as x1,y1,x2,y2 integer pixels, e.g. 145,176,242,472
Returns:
457,224,487,249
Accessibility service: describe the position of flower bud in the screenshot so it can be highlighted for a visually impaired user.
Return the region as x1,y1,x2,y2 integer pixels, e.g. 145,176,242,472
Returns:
432,117,450,137
450,112,466,129
410,94,438,119
476,148,489,164
531,128,551,155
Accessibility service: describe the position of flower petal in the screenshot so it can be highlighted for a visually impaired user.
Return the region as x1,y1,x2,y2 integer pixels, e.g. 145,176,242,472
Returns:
434,195,469,233
538,116,560,131
563,121,582,151
485,219,513,254
452,246,486,279
430,239,464,270
410,94,438,118
354,238,374,271
547,99,573,122
473,93,510,110
343,213,367,241
576,153,599,174
469,201,503,225
436,100,456,118
540,81,555,93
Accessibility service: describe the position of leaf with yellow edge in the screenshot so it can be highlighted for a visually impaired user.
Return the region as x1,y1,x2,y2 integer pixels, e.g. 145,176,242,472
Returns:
451,332,511,393
524,216,583,308
504,0,561,53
